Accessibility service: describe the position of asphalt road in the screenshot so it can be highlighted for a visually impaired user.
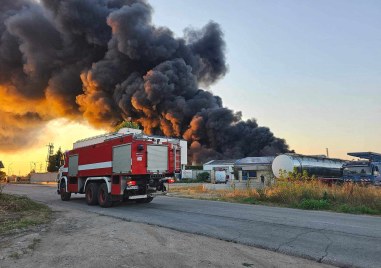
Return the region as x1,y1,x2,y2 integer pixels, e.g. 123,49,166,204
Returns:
4,184,381,268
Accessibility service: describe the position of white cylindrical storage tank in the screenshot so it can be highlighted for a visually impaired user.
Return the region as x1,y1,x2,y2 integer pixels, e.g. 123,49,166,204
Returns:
272,154,299,178
272,154,346,178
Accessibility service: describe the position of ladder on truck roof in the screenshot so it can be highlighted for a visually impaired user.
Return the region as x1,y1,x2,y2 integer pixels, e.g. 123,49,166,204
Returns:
347,152,381,162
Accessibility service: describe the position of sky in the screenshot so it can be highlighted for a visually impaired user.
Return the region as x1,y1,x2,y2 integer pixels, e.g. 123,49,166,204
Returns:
1,0,381,175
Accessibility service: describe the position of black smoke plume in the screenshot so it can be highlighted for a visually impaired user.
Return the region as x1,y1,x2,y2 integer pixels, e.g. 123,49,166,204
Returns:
0,0,289,162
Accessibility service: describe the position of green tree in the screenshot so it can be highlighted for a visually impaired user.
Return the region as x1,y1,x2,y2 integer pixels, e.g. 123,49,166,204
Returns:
115,121,140,132
0,170,6,181
47,147,64,172
196,172,210,182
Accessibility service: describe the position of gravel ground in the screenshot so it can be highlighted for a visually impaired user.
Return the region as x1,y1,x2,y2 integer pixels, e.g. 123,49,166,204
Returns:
0,207,333,268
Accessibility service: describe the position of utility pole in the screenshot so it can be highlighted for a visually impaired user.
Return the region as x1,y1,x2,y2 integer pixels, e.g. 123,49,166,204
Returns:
30,162,37,173
8,162,13,175
46,143,54,171
326,148,329,158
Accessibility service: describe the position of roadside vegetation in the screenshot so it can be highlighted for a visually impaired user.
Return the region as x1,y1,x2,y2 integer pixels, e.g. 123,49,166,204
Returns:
170,170,381,215
0,184,51,234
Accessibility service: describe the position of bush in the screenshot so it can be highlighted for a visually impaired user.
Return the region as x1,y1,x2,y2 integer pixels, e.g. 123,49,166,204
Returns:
184,165,203,170
196,172,210,182
263,180,323,204
262,180,381,214
338,204,378,215
298,199,330,210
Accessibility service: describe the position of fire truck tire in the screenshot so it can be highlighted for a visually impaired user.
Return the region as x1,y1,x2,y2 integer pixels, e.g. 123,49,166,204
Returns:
136,196,154,204
98,183,112,208
60,181,71,201
85,183,99,206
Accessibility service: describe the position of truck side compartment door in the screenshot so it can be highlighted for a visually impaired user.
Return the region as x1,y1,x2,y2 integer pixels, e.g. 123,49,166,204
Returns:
112,144,132,173
68,155,79,192
147,145,168,172
68,155,79,176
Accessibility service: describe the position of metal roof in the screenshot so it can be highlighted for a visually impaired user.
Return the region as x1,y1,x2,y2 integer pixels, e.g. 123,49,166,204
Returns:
234,157,275,166
284,153,345,162
204,160,237,166
347,152,381,161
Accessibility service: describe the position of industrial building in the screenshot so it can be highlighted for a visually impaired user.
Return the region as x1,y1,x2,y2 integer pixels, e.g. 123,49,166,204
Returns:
203,160,236,182
203,158,276,184
234,157,275,184
199,151,381,187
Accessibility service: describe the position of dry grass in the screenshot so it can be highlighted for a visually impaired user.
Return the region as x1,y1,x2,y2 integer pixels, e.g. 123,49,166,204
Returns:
169,181,381,215
169,185,215,199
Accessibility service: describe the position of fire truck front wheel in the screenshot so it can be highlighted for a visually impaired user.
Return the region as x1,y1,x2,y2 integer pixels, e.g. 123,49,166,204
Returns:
60,181,71,201
98,183,112,208
85,183,99,206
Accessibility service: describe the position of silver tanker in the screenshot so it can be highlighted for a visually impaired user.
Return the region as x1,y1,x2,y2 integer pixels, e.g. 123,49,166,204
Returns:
272,154,347,178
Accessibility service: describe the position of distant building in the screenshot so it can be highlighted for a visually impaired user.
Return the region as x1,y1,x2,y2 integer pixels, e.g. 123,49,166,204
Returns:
234,157,275,184
30,172,58,183
203,160,237,182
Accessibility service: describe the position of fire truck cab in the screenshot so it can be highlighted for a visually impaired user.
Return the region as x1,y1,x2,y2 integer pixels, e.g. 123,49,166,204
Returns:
57,128,187,207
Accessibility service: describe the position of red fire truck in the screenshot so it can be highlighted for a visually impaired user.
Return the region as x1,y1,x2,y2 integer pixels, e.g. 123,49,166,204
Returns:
57,128,187,207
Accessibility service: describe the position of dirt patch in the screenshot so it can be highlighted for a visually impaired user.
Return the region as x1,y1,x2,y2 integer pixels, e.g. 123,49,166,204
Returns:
0,222,49,262
0,192,52,262
0,207,333,268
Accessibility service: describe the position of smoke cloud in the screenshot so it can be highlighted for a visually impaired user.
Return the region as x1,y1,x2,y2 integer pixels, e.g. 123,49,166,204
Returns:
0,0,289,162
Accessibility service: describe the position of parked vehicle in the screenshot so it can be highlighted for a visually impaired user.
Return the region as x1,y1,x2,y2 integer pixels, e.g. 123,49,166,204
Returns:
342,152,381,184
215,170,228,184
57,128,187,207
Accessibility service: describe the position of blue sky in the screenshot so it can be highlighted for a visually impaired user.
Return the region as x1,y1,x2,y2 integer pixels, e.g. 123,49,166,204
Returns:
150,0,381,158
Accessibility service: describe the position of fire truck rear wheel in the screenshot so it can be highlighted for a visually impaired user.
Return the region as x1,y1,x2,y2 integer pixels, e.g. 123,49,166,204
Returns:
60,181,71,201
85,183,99,206
98,183,112,208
